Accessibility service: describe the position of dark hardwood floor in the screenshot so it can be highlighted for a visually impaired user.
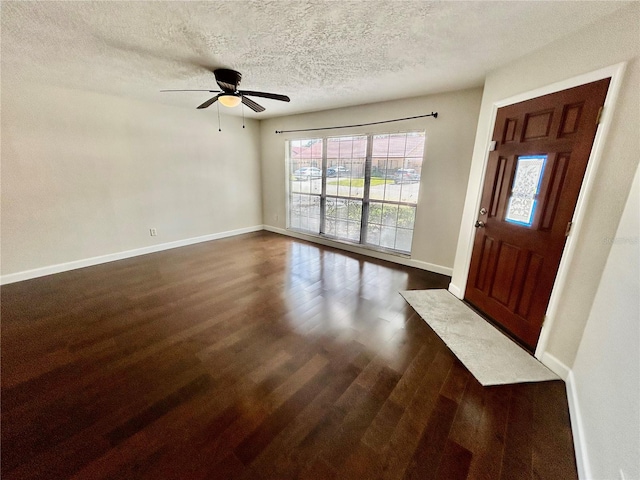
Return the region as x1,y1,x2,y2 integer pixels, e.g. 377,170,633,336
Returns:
1,231,577,479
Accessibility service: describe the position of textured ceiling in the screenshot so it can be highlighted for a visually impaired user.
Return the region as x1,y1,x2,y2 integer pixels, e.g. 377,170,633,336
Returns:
1,1,628,118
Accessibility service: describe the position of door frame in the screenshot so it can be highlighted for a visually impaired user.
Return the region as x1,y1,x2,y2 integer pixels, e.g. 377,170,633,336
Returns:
449,62,627,366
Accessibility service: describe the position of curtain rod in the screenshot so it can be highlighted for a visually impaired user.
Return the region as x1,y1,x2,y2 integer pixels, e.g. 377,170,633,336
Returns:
274,112,438,134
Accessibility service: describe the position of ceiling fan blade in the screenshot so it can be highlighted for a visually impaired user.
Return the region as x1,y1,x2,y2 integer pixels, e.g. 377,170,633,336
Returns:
241,96,265,113
239,90,290,102
197,95,220,109
161,89,220,93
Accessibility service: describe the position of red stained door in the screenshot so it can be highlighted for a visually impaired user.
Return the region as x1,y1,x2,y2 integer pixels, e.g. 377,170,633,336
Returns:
465,78,610,350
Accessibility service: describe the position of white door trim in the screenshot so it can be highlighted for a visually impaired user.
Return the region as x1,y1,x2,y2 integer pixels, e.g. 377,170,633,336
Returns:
451,62,627,361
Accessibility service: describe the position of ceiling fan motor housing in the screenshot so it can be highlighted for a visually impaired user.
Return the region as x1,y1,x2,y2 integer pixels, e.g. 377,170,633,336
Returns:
214,68,242,92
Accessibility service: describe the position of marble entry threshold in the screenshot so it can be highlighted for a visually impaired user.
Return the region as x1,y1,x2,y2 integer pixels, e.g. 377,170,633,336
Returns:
400,289,559,386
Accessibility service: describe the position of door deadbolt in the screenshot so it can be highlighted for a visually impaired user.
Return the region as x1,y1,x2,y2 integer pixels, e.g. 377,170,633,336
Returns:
479,207,487,215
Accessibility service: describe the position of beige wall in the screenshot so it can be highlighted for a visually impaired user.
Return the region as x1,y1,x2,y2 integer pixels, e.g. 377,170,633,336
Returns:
1,81,263,276
571,164,639,480
260,88,483,273
450,4,639,367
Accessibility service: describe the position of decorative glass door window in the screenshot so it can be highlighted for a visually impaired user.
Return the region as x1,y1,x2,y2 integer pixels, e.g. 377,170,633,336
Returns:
505,155,547,227
287,132,426,254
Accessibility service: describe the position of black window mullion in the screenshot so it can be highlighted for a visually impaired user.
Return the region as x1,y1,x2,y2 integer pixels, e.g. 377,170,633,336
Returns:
319,138,328,235
360,134,374,244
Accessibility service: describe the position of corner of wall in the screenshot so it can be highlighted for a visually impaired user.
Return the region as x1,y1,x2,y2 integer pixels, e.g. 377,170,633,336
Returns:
540,351,571,381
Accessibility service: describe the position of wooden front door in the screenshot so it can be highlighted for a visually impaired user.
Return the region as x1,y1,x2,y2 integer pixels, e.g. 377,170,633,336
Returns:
465,78,610,350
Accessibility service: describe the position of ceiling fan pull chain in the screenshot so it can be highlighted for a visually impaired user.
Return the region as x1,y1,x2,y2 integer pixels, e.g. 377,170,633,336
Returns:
217,102,222,132
242,103,245,129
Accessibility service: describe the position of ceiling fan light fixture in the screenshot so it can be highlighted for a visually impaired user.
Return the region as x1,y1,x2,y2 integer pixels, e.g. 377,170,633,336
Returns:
218,94,241,108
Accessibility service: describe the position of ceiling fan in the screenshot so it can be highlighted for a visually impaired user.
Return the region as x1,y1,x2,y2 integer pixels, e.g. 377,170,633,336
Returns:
161,68,290,113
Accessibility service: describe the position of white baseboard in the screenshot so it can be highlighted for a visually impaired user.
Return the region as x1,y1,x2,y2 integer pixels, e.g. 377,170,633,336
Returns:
540,352,571,380
541,355,589,479
448,283,463,298
263,225,453,276
0,225,264,285
566,371,591,480
2,224,453,285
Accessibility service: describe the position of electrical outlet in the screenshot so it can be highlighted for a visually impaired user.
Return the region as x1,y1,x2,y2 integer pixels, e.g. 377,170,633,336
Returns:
150,228,157,236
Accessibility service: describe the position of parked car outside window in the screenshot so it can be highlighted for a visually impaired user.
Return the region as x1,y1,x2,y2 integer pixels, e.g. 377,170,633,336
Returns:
393,168,420,184
293,167,322,180
331,166,349,174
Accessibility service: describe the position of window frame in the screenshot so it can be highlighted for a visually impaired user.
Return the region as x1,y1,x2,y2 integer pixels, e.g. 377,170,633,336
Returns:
287,131,426,256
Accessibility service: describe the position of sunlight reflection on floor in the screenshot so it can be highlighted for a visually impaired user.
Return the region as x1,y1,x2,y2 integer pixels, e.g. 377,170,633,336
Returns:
283,240,419,367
